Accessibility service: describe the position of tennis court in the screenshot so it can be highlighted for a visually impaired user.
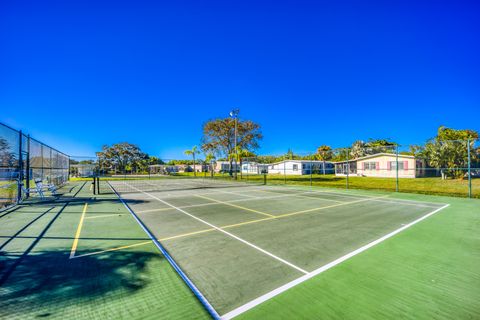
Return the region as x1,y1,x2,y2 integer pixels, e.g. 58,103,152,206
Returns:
97,177,449,318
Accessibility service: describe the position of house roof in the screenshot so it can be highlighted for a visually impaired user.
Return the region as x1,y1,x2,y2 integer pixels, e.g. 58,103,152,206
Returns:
269,159,334,165
332,153,415,164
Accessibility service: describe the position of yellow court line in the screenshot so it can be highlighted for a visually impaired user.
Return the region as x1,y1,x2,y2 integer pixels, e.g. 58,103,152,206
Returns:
159,195,390,243
256,189,344,203
159,228,216,241
72,195,389,259
195,194,275,218
69,202,88,259
71,241,152,259
84,213,125,220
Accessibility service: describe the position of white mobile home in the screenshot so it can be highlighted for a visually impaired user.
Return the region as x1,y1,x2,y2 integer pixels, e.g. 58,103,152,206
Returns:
268,160,334,175
214,161,240,173
334,153,426,178
241,162,269,174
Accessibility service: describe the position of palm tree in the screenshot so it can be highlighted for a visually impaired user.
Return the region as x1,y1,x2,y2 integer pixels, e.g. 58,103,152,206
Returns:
229,147,255,179
184,146,200,176
205,153,216,176
315,145,333,175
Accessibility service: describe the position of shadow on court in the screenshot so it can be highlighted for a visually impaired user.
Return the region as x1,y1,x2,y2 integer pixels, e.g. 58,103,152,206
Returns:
0,250,161,317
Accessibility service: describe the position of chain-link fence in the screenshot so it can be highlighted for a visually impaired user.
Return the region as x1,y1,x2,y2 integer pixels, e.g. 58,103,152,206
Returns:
0,122,69,210
76,139,479,199
231,140,478,198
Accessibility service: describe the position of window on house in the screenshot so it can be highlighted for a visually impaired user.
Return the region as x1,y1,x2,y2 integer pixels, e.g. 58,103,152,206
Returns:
293,164,298,171
389,161,404,170
364,162,377,170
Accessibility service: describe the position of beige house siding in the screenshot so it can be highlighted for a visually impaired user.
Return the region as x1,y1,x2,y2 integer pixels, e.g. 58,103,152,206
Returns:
334,153,426,178
357,155,416,178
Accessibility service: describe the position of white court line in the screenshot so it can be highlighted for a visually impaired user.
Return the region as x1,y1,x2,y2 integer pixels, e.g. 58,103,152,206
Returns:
134,189,353,214
264,184,448,208
266,186,445,209
221,203,450,319
125,183,309,275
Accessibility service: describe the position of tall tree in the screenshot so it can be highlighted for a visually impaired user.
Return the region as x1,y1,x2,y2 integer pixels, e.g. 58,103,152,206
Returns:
201,117,262,176
184,146,200,176
97,142,147,174
315,145,333,174
0,138,16,167
424,126,478,179
350,140,366,159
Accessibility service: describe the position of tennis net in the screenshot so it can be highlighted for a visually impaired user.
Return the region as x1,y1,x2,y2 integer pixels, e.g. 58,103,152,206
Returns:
96,175,265,195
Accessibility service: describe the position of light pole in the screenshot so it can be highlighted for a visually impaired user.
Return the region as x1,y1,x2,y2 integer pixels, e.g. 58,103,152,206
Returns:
230,109,239,179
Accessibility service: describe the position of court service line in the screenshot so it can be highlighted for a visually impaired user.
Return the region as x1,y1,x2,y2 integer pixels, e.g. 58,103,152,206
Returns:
72,228,218,259
75,194,396,259
222,203,450,319
266,185,445,208
195,194,275,218
69,202,88,259
85,213,124,220
149,195,391,244
71,241,152,259
127,184,308,275
255,189,344,203
135,190,330,214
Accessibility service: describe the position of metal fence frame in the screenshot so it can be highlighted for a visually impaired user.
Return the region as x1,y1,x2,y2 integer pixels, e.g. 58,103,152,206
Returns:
0,122,69,210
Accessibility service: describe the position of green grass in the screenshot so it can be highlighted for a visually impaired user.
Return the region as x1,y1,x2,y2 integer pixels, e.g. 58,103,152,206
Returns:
175,171,480,198
238,193,480,319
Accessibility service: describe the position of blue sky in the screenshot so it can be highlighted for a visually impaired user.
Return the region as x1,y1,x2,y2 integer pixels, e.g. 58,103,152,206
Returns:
1,0,479,159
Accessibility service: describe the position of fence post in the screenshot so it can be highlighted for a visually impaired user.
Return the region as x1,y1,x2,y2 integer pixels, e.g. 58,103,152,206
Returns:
284,155,286,184
395,145,399,192
25,135,30,197
310,154,313,187
17,131,23,202
346,148,349,189
467,139,472,198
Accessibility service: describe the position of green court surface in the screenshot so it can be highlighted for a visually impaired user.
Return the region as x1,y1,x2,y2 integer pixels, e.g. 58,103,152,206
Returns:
0,181,209,319
1,179,479,319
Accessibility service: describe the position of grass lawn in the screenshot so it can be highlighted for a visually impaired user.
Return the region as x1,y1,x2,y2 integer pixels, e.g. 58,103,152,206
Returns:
174,172,480,198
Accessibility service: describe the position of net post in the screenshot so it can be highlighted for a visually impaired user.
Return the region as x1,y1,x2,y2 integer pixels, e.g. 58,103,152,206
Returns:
263,172,267,185
395,145,399,192
92,176,96,195
467,139,472,198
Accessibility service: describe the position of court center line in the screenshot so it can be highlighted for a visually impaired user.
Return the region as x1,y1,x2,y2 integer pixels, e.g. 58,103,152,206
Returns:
222,203,451,319
157,195,391,244
126,183,308,275
134,190,327,214
195,194,275,218
69,202,88,259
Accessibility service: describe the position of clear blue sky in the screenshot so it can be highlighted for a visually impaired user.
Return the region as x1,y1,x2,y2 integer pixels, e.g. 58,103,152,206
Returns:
1,0,479,159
